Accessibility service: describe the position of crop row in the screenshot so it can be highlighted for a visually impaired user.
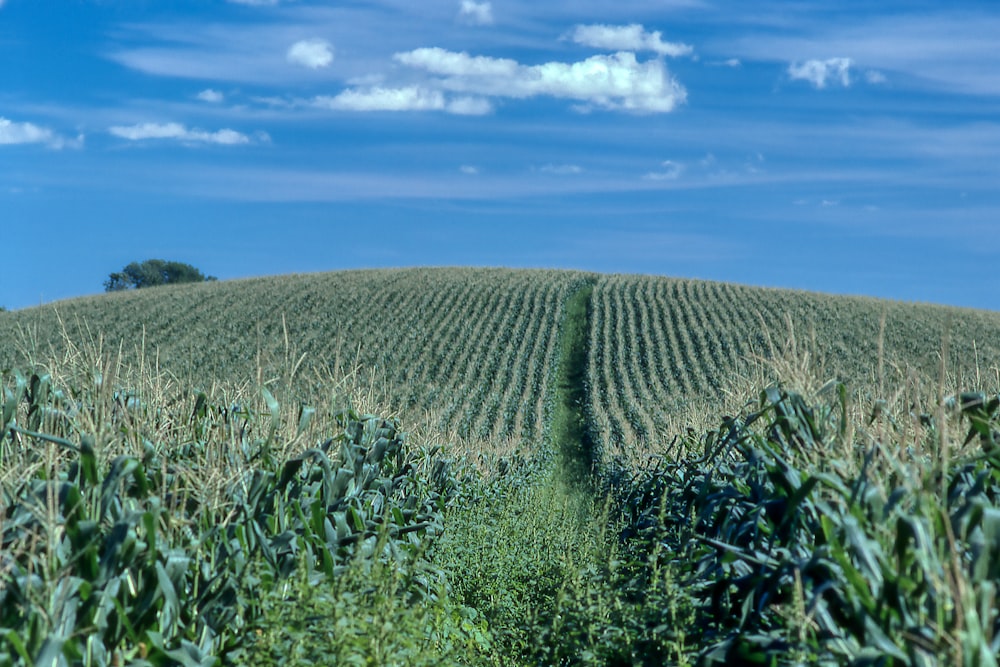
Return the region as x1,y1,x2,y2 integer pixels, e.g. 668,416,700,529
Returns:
4,268,1000,462
0,269,586,453
586,274,1000,461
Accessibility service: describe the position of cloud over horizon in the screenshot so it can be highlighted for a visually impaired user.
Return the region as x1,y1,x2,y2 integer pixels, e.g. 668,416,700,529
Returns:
644,160,684,181
569,24,693,57
287,39,334,69
197,89,225,103
394,47,686,113
458,1,493,26
108,122,252,145
0,117,81,149
788,58,853,88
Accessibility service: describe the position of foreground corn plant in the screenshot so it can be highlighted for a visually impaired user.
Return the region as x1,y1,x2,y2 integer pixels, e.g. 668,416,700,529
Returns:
0,369,459,666
611,386,1000,666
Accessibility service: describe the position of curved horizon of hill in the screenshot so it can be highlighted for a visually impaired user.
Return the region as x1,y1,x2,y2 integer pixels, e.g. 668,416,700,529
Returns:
2,267,999,459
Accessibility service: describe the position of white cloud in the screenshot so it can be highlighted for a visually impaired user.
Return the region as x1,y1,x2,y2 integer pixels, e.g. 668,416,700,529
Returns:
458,1,493,26
312,86,446,112
306,88,490,115
394,48,686,113
446,96,493,115
459,165,479,174
539,164,583,175
644,160,683,180
730,13,1000,96
0,117,81,149
197,89,225,103
227,0,280,5
108,122,251,145
569,24,693,57
788,57,853,88
287,39,334,69
865,69,887,84
0,118,54,145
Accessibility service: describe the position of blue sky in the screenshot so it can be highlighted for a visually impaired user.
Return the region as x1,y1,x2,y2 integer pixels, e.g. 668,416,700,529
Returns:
3,0,999,311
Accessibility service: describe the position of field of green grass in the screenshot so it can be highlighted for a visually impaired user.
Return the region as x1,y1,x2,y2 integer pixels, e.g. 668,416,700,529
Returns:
2,267,1000,665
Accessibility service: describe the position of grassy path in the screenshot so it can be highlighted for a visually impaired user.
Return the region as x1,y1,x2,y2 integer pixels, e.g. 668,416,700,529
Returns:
550,278,599,490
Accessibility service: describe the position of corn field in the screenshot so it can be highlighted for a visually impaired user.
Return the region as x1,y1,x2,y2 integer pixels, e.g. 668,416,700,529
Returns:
0,269,590,454
585,273,1000,461
3,267,1000,665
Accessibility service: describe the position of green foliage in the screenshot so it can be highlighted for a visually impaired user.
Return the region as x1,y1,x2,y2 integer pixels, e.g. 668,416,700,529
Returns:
0,367,460,666
433,458,591,660
104,259,216,292
586,273,1000,459
3,268,1000,666
609,386,1000,666
247,539,494,666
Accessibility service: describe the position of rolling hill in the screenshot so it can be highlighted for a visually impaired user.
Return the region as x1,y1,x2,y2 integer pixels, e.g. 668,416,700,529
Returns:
3,266,1000,664
3,267,998,460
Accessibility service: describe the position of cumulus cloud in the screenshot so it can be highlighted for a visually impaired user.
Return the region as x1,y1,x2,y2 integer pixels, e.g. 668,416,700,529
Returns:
309,87,492,114
0,117,81,149
0,118,55,145
287,39,334,69
644,160,683,180
197,89,225,103
312,86,446,112
788,57,853,89
394,47,686,113
458,1,493,26
108,122,250,145
569,24,693,57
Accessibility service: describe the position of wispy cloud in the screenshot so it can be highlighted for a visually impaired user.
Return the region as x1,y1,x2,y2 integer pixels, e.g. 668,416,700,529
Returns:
643,160,683,180
864,69,887,84
227,0,280,5
787,57,852,88
307,86,493,114
196,89,225,103
0,118,55,145
568,24,693,57
538,164,583,175
457,1,493,26
311,86,446,112
732,12,1000,96
446,96,494,115
287,39,334,69
0,117,82,149
109,122,252,145
459,165,479,174
394,47,686,113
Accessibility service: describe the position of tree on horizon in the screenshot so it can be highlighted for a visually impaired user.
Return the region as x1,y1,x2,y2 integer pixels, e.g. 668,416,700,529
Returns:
104,259,217,291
